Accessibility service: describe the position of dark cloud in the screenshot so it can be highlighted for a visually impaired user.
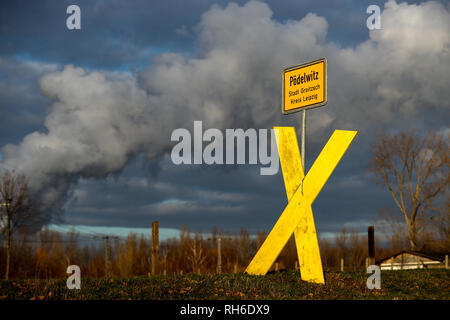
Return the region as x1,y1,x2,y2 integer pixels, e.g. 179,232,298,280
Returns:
0,0,449,236
2,0,437,69
1,0,234,69
59,149,391,235
0,56,56,146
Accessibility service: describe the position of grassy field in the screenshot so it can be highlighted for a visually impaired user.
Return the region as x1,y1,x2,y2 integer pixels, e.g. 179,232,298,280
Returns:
0,269,449,300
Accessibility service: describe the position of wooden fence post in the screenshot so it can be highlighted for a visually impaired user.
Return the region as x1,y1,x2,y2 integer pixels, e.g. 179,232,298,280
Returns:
104,236,111,278
163,250,167,276
217,237,222,274
368,226,375,265
340,258,344,272
152,221,159,275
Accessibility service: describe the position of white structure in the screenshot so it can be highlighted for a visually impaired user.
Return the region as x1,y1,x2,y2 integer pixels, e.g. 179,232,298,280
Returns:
377,251,447,271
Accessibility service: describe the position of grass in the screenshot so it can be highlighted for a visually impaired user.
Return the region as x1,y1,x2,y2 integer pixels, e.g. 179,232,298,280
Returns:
0,269,449,300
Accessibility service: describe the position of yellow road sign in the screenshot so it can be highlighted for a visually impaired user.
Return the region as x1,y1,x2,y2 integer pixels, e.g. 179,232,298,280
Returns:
282,58,327,114
245,127,357,283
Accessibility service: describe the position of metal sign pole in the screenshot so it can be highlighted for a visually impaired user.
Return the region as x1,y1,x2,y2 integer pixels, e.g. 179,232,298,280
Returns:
301,109,306,170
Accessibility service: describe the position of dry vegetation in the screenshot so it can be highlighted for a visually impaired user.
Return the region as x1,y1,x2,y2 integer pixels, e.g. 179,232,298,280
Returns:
0,269,448,300
0,224,448,280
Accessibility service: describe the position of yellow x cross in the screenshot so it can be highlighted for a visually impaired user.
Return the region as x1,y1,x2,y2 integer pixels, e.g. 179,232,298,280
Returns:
245,127,357,284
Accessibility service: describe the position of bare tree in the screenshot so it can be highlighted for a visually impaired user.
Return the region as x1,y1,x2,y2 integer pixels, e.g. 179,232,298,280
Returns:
347,231,366,270
369,131,449,250
335,227,348,264
431,193,450,251
376,206,410,251
188,237,206,274
0,170,41,279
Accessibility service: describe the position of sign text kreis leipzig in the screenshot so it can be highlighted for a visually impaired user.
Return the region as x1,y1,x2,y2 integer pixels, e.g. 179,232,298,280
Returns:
282,58,327,114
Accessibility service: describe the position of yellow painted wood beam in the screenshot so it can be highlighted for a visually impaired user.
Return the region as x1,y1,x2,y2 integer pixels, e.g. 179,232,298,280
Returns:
274,127,322,284
245,128,357,282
